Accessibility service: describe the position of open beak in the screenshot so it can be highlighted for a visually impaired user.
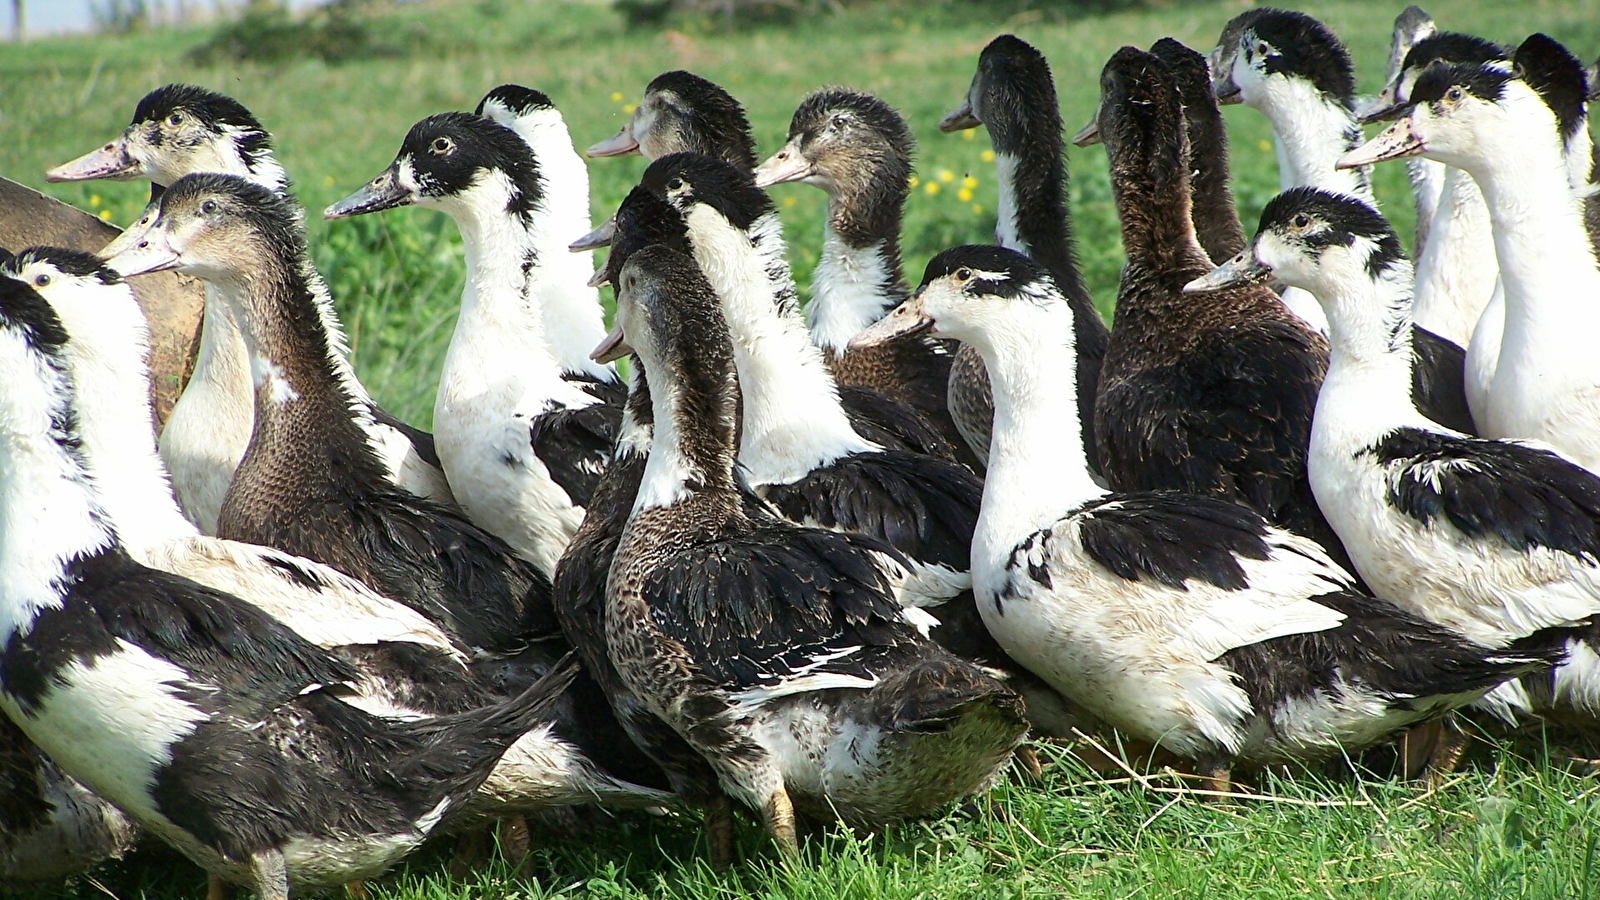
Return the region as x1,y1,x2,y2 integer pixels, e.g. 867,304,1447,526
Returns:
324,167,413,220
753,142,812,188
587,123,640,158
1337,116,1423,169
590,322,631,363
47,137,143,182
1070,102,1103,147
102,224,181,277
571,216,617,252
1183,249,1271,293
938,97,981,133
850,294,934,349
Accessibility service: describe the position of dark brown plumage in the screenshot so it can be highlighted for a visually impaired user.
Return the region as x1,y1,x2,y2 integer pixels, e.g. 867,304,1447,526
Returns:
1090,47,1353,572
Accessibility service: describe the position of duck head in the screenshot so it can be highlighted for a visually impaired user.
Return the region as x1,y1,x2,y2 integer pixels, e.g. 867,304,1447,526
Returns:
1359,31,1508,124
853,245,1059,352
586,186,690,289
325,112,543,224
1339,34,1586,172
47,84,283,194
1212,9,1355,111
754,89,912,196
588,71,756,173
102,173,296,292
941,34,1056,147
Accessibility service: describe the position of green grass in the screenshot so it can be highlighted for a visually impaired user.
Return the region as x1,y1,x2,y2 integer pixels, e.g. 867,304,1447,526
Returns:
3,1,1600,897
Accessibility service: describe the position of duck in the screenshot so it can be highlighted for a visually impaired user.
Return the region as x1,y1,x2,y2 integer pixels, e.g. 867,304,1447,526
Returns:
940,35,1109,470
1210,8,1374,335
1339,35,1600,474
1361,5,1443,256
45,83,452,534
326,108,624,578
754,90,974,471
854,243,1560,789
588,70,758,173
1187,185,1600,729
0,270,581,900
1,246,672,820
598,243,1026,848
634,153,1086,737
1081,46,1354,575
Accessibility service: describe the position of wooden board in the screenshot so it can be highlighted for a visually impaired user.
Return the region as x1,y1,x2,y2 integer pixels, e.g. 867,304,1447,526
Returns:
0,176,203,428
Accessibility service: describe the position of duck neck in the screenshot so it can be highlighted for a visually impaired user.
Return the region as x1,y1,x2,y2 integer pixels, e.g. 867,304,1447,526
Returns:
1108,109,1214,282
519,117,617,382
0,358,115,642
990,115,1089,302
438,191,566,406
1180,96,1248,262
634,343,741,516
1314,259,1432,440
1409,165,1496,345
968,301,1105,570
215,250,389,487
1252,78,1374,202
61,290,200,547
683,206,874,486
808,175,909,354
615,363,654,463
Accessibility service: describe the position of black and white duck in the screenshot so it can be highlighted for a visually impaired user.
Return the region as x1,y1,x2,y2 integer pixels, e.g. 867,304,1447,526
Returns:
754,90,973,470
597,244,1026,848
1084,46,1352,572
326,108,624,577
857,243,1559,787
634,153,1084,736
941,34,1109,470
588,70,758,173
46,83,452,533
2,246,671,819
1210,8,1374,334
1187,186,1600,728
0,271,578,899
1340,36,1600,474
1361,5,1443,256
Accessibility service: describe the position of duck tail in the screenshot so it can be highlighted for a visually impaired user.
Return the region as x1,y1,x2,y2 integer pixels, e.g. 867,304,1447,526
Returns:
869,650,1028,737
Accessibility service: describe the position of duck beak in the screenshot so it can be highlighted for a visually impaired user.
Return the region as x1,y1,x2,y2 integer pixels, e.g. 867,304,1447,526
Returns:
570,216,617,252
587,123,640,158
938,98,981,133
1212,71,1242,105
1183,249,1271,293
324,167,413,220
1338,116,1423,169
102,224,181,278
851,295,934,348
1070,102,1103,147
47,136,143,182
590,322,632,364
1355,85,1404,125
753,141,812,188
587,257,613,288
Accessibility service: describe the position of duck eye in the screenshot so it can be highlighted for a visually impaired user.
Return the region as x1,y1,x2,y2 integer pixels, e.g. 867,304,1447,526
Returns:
1256,41,1270,57
666,177,685,192
33,274,50,288
430,137,454,155
1292,213,1310,229
167,112,184,126
201,199,219,215
954,267,972,282
1446,87,1463,102
829,114,847,131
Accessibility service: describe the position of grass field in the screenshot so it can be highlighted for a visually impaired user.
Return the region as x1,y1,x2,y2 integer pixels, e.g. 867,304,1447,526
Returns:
4,0,1600,897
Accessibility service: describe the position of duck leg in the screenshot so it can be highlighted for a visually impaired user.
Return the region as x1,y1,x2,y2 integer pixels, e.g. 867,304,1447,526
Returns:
1196,757,1233,798
497,815,532,862
345,882,370,900
760,789,798,856
1424,716,1471,787
448,828,490,878
1014,745,1044,781
249,849,289,900
705,795,736,868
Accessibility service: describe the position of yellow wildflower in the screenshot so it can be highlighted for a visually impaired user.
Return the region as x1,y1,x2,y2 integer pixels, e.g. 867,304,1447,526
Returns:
611,92,624,103
962,175,977,189
908,175,920,188
957,188,973,203
971,204,984,216
1258,139,1272,152
938,169,954,184
623,104,636,115
961,129,975,141
981,149,995,163
323,175,335,187
783,195,797,208
99,210,112,221
89,194,101,208
924,181,941,196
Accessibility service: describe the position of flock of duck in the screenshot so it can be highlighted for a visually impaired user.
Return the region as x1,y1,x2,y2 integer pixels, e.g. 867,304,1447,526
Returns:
4,4,1600,896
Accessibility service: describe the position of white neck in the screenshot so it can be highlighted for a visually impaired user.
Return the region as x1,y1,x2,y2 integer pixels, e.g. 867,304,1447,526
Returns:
1250,77,1375,203
0,346,114,642
1409,165,1497,346
806,227,898,353
516,114,617,382
966,300,1104,574
1407,157,1448,238
993,151,1025,253
683,206,874,485
634,378,698,514
55,286,200,547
